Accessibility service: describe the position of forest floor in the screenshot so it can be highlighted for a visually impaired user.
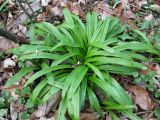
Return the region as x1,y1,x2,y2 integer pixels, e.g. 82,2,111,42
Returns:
0,0,160,120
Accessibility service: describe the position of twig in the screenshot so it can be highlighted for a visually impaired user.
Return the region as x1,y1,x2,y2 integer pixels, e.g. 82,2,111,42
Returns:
0,29,29,44
25,0,34,16
17,0,32,21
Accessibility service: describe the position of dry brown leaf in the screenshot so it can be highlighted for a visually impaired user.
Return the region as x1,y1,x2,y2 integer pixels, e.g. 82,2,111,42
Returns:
10,100,25,120
35,92,60,118
154,0,160,6
0,61,4,72
7,0,41,30
93,1,115,20
134,0,147,11
65,1,85,18
120,0,130,9
128,85,156,111
1,84,23,91
122,10,136,19
120,17,137,29
37,12,47,22
80,113,99,120
50,6,63,16
105,114,112,120
0,36,18,53
140,62,155,75
113,2,123,16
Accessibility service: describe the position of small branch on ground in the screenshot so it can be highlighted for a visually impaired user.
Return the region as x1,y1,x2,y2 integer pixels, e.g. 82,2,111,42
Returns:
17,0,33,21
0,29,29,44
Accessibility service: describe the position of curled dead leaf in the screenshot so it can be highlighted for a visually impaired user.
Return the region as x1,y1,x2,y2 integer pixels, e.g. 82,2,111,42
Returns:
128,85,156,111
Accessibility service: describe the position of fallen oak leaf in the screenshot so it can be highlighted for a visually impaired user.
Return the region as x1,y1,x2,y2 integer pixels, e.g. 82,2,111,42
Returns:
128,85,156,111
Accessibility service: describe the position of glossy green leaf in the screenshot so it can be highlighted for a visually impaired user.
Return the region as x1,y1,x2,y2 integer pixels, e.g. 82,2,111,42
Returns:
5,67,37,87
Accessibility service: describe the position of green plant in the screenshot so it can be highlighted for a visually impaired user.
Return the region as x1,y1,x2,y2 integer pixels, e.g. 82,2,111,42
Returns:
5,9,159,120
0,0,9,12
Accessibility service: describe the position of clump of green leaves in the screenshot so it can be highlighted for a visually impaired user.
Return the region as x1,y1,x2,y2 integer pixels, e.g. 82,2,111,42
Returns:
5,9,159,120
0,91,13,118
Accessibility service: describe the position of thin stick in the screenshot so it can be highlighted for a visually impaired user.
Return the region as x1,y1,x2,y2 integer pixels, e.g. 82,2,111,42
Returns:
0,29,29,44
17,0,32,21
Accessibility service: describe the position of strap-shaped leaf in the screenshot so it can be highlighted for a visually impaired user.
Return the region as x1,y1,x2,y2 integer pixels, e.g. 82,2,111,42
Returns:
87,87,102,115
5,67,37,87
121,110,142,120
31,78,48,103
86,62,104,80
86,57,147,70
24,65,72,87
67,65,88,99
80,77,87,109
114,41,159,55
58,96,67,120
68,87,80,120
20,52,60,61
62,65,88,98
89,77,132,106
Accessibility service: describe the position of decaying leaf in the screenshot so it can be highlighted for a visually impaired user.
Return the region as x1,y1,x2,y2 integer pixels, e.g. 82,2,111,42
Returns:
0,61,4,72
10,100,25,120
0,36,18,53
140,62,155,75
35,92,60,118
122,10,136,19
128,85,156,111
113,2,123,16
134,0,147,11
7,0,41,30
65,1,85,18
93,1,115,20
80,112,99,120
